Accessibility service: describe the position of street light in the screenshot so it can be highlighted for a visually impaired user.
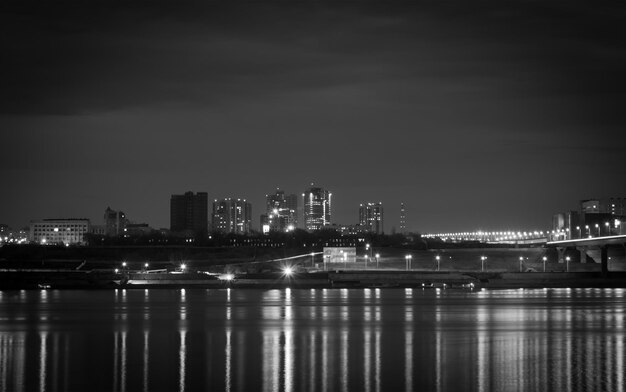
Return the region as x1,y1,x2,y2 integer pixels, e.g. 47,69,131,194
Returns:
585,225,590,238
519,256,524,273
405,255,412,271
481,256,487,271
375,253,380,269
576,226,581,239
565,256,570,272
604,222,610,236
435,255,441,271
542,256,547,272
364,254,368,270
310,252,315,268
595,223,600,237
180,263,187,272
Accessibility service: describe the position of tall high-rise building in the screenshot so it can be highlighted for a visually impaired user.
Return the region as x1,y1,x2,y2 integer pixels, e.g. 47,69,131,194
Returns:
261,188,298,233
170,191,208,235
104,207,127,237
212,198,252,234
400,202,406,234
359,202,384,234
303,184,331,231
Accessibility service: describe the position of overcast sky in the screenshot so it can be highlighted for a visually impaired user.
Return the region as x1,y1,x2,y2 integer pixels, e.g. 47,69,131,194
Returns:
1,0,625,233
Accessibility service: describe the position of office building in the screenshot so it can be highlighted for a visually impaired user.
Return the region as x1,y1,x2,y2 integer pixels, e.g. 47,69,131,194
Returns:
212,198,252,234
104,207,127,236
359,202,384,234
262,188,298,233
400,203,406,234
303,184,331,231
30,219,90,245
170,191,208,235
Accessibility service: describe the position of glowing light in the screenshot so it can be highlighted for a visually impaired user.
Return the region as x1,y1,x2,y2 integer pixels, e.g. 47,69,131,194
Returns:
180,263,187,271
283,267,293,276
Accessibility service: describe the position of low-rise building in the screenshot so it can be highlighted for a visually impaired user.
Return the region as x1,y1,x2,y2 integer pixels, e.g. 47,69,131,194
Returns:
30,219,90,245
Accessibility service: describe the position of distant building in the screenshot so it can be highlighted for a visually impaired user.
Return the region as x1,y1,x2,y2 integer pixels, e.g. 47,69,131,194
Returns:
607,198,626,216
400,202,406,234
262,188,298,233
552,198,626,239
581,199,601,214
125,223,153,237
336,224,367,236
551,211,580,240
303,184,331,231
90,225,106,236
359,202,384,234
212,198,252,234
104,207,128,236
30,219,90,245
170,191,208,236
581,198,626,215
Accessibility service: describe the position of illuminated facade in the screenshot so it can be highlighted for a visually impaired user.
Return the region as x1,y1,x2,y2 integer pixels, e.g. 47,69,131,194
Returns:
359,202,384,234
170,191,208,235
400,202,406,234
30,219,90,245
262,188,298,233
212,198,252,234
303,184,331,231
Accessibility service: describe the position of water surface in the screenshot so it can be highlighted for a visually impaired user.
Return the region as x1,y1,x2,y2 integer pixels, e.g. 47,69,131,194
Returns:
0,288,624,392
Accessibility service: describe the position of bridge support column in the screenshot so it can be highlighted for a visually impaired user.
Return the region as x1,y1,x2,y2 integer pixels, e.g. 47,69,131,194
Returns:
556,247,566,263
576,246,588,263
601,245,608,278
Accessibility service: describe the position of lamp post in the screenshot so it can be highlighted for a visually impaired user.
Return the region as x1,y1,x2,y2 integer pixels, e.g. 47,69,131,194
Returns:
324,255,329,271
519,256,524,273
375,253,380,269
585,225,590,238
364,255,368,270
604,222,610,236
542,256,547,272
310,252,315,268
595,223,600,237
481,256,487,271
405,255,412,271
435,255,441,271
617,219,622,235
343,253,347,270
565,256,570,272
576,226,581,239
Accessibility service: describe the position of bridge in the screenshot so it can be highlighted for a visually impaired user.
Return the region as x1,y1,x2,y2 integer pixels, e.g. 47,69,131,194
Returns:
546,234,626,276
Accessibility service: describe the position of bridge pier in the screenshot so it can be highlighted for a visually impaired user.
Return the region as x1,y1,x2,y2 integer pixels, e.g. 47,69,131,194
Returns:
601,245,608,277
556,247,566,263
576,246,587,263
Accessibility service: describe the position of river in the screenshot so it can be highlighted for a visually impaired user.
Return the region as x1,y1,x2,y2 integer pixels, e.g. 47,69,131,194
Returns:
0,288,624,391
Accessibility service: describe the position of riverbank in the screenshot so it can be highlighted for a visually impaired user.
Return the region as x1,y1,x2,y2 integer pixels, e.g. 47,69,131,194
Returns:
2,269,626,290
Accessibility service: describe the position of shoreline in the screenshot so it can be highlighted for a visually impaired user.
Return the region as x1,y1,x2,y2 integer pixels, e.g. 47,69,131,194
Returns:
2,269,626,290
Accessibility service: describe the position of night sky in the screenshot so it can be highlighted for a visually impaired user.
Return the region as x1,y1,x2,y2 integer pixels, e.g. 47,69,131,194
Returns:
1,0,625,233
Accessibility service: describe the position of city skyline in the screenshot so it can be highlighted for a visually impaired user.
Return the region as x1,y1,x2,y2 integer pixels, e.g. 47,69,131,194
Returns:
1,1,625,233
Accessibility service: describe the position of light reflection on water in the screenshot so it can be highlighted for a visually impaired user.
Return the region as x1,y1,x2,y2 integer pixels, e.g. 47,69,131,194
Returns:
0,288,624,391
